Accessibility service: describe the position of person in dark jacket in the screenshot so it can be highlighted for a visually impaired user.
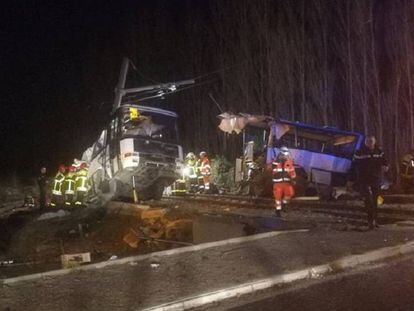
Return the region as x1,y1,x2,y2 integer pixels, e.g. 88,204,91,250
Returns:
348,136,388,229
37,167,49,209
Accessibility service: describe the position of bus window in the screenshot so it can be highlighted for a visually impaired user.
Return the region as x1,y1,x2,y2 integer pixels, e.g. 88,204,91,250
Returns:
121,111,178,143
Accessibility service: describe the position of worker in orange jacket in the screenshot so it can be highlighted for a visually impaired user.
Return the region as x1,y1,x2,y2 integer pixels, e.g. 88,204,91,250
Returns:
198,151,212,193
271,146,296,217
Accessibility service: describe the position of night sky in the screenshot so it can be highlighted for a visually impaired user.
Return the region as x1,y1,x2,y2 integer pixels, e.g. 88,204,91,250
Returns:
1,1,189,178
2,0,413,181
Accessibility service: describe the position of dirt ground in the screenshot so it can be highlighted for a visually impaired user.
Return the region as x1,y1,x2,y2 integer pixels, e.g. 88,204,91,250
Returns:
0,204,195,278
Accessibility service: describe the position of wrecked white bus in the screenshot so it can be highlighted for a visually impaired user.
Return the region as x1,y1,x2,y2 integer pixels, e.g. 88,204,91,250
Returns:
218,113,365,198
83,105,183,200
82,58,192,201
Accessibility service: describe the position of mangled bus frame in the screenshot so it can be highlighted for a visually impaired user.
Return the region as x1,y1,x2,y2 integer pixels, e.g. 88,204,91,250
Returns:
267,120,364,188
218,113,364,196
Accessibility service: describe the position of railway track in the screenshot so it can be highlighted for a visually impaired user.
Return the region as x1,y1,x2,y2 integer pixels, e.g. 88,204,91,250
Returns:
162,193,414,225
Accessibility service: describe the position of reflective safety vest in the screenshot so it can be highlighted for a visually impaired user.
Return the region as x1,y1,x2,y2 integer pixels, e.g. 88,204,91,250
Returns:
63,171,76,195
186,159,197,179
75,168,89,192
52,172,65,196
272,158,296,183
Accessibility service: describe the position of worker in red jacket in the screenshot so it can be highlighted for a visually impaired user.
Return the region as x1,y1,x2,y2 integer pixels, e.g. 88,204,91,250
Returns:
271,146,296,217
199,151,212,193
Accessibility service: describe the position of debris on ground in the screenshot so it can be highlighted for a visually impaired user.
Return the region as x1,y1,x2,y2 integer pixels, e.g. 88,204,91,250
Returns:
61,252,91,268
123,230,140,248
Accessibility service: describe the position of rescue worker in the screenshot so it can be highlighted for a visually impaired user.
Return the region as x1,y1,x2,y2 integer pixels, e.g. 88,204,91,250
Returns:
74,162,89,206
50,164,66,207
271,147,296,217
199,151,212,193
195,156,204,191
185,152,198,192
37,167,49,209
63,166,76,206
348,135,388,230
400,149,414,193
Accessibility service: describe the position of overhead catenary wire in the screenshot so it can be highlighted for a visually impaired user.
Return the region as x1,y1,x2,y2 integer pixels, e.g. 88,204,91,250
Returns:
95,59,244,109
121,78,218,105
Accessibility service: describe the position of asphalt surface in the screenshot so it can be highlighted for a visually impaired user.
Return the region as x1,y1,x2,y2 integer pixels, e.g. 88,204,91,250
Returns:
3,199,414,310
2,224,414,310
223,257,414,311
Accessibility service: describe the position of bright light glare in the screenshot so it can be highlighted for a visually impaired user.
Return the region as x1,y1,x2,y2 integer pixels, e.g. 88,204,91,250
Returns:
182,167,191,176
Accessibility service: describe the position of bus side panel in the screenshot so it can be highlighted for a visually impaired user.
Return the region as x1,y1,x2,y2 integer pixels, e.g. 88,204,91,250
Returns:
267,147,352,175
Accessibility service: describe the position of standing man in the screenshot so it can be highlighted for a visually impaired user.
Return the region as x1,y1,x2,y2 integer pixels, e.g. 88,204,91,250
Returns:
348,135,388,229
271,147,296,217
74,162,89,206
63,166,76,206
185,152,198,192
37,167,49,209
51,164,66,207
199,151,212,193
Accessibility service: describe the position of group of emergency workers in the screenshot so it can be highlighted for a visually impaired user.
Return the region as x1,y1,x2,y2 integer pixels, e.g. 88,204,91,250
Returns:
34,132,414,231
50,159,89,207
180,151,212,193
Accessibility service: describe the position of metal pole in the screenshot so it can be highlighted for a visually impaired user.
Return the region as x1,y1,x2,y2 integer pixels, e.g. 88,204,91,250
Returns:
113,57,130,111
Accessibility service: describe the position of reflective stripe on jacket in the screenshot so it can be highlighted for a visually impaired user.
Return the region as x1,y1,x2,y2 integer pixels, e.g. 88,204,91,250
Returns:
200,158,211,176
75,168,89,192
272,158,296,183
63,172,76,195
76,176,88,192
52,172,65,195
349,145,387,184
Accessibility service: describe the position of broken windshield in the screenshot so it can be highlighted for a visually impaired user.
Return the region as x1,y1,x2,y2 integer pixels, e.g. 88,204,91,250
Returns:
120,109,178,143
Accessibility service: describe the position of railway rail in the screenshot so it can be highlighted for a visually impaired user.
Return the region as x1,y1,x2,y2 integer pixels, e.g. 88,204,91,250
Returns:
162,193,414,225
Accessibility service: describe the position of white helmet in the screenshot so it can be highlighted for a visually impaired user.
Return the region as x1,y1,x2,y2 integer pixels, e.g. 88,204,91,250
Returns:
280,146,290,156
199,151,207,157
186,152,195,159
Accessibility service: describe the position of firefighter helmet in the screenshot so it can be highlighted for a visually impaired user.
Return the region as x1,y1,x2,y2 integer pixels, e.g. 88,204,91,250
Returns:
186,152,195,160
280,146,290,156
59,164,66,173
199,151,207,158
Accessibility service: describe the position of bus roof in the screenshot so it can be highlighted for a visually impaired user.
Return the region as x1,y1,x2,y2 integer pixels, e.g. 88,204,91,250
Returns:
218,112,362,137
277,119,363,138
